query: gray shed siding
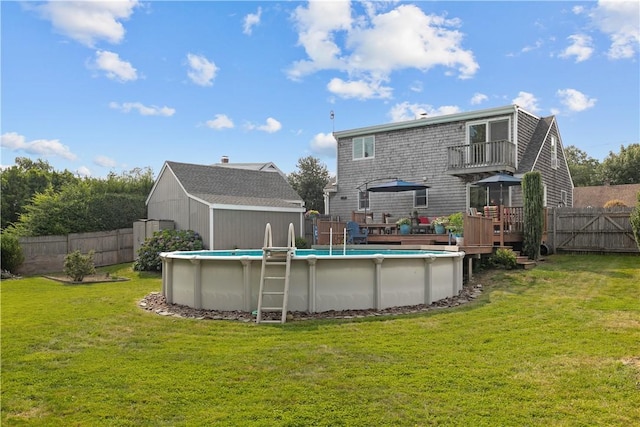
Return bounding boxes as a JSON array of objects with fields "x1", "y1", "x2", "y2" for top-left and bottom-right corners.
[
  {"x1": 212, "y1": 210, "x2": 301, "y2": 249},
  {"x1": 147, "y1": 170, "x2": 190, "y2": 228},
  {"x1": 516, "y1": 111, "x2": 539, "y2": 167},
  {"x1": 146, "y1": 169, "x2": 213, "y2": 247}
]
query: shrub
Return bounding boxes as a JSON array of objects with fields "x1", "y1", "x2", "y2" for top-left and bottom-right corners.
[
  {"x1": 491, "y1": 248, "x2": 517, "y2": 269},
  {"x1": 295, "y1": 237, "x2": 309, "y2": 249},
  {"x1": 603, "y1": 199, "x2": 627, "y2": 208},
  {"x1": 631, "y1": 191, "x2": 640, "y2": 251},
  {"x1": 63, "y1": 250, "x2": 95, "y2": 282},
  {"x1": 134, "y1": 229, "x2": 204, "y2": 271},
  {"x1": 1, "y1": 231, "x2": 24, "y2": 273}
]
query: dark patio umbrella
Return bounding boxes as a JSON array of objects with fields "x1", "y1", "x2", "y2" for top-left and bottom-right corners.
[
  {"x1": 474, "y1": 173, "x2": 521, "y2": 205},
  {"x1": 366, "y1": 179, "x2": 429, "y2": 192}
]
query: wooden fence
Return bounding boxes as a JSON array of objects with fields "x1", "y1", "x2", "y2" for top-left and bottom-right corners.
[
  {"x1": 549, "y1": 207, "x2": 638, "y2": 254},
  {"x1": 17, "y1": 228, "x2": 134, "y2": 275}
]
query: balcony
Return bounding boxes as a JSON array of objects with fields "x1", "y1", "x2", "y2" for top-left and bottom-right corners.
[{"x1": 446, "y1": 140, "x2": 516, "y2": 177}]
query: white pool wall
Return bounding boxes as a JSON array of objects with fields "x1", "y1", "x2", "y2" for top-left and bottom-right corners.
[{"x1": 161, "y1": 250, "x2": 465, "y2": 313}]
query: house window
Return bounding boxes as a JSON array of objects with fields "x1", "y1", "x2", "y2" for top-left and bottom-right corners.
[
  {"x1": 550, "y1": 135, "x2": 558, "y2": 169},
  {"x1": 560, "y1": 190, "x2": 567, "y2": 207},
  {"x1": 358, "y1": 191, "x2": 369, "y2": 210},
  {"x1": 543, "y1": 184, "x2": 548, "y2": 207},
  {"x1": 414, "y1": 189, "x2": 428, "y2": 207},
  {"x1": 353, "y1": 136, "x2": 375, "y2": 160}
]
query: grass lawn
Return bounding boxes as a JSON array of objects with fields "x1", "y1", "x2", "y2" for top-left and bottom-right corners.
[{"x1": 2, "y1": 255, "x2": 639, "y2": 426}]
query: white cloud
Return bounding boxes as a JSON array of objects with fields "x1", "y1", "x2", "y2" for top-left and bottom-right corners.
[
  {"x1": 206, "y1": 114, "x2": 234, "y2": 130},
  {"x1": 409, "y1": 81, "x2": 423, "y2": 93},
  {"x1": 35, "y1": 0, "x2": 139, "y2": 47},
  {"x1": 243, "y1": 7, "x2": 262, "y2": 35},
  {"x1": 246, "y1": 117, "x2": 282, "y2": 133},
  {"x1": 590, "y1": 0, "x2": 640, "y2": 59},
  {"x1": 327, "y1": 77, "x2": 392, "y2": 99},
  {"x1": 94, "y1": 155, "x2": 117, "y2": 168},
  {"x1": 388, "y1": 102, "x2": 460, "y2": 122},
  {"x1": 1, "y1": 132, "x2": 77, "y2": 160},
  {"x1": 512, "y1": 91, "x2": 540, "y2": 113},
  {"x1": 572, "y1": 6, "x2": 585, "y2": 15},
  {"x1": 186, "y1": 53, "x2": 218, "y2": 86},
  {"x1": 309, "y1": 132, "x2": 337, "y2": 157},
  {"x1": 109, "y1": 102, "x2": 175, "y2": 116},
  {"x1": 556, "y1": 88, "x2": 597, "y2": 112},
  {"x1": 76, "y1": 166, "x2": 92, "y2": 177},
  {"x1": 470, "y1": 93, "x2": 488, "y2": 105},
  {"x1": 288, "y1": 3, "x2": 478, "y2": 99},
  {"x1": 559, "y1": 34, "x2": 594, "y2": 62},
  {"x1": 92, "y1": 50, "x2": 138, "y2": 82}
]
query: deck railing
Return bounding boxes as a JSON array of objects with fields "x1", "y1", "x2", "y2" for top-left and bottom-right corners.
[
  {"x1": 447, "y1": 140, "x2": 516, "y2": 171},
  {"x1": 464, "y1": 206, "x2": 548, "y2": 247}
]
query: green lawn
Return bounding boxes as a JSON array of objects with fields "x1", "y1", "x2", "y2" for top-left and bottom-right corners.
[{"x1": 2, "y1": 255, "x2": 639, "y2": 426}]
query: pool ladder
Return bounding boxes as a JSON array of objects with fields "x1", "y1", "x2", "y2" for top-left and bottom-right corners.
[{"x1": 256, "y1": 223, "x2": 296, "y2": 324}]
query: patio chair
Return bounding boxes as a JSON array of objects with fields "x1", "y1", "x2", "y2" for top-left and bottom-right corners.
[{"x1": 346, "y1": 221, "x2": 368, "y2": 244}]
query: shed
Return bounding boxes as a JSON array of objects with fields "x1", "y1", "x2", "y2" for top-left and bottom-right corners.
[{"x1": 146, "y1": 161, "x2": 305, "y2": 249}]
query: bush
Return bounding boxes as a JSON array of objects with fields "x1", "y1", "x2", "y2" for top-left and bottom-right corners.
[
  {"x1": 63, "y1": 250, "x2": 95, "y2": 282},
  {"x1": 631, "y1": 192, "x2": 640, "y2": 251},
  {"x1": 295, "y1": 237, "x2": 309, "y2": 249},
  {"x1": 603, "y1": 199, "x2": 627, "y2": 208},
  {"x1": 134, "y1": 229, "x2": 204, "y2": 271},
  {"x1": 1, "y1": 232, "x2": 24, "y2": 273},
  {"x1": 491, "y1": 248, "x2": 517, "y2": 269}
]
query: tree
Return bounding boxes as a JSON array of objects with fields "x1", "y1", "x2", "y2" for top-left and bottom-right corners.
[
  {"x1": 0, "y1": 157, "x2": 77, "y2": 229},
  {"x1": 288, "y1": 156, "x2": 330, "y2": 213},
  {"x1": 564, "y1": 145, "x2": 602, "y2": 187},
  {"x1": 599, "y1": 143, "x2": 640, "y2": 185},
  {"x1": 522, "y1": 171, "x2": 544, "y2": 260}
]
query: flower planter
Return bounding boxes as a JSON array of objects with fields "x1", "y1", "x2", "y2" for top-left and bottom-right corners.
[
  {"x1": 399, "y1": 224, "x2": 411, "y2": 235},
  {"x1": 434, "y1": 224, "x2": 446, "y2": 234}
]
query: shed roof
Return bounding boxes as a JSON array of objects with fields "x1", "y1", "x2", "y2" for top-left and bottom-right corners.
[
  {"x1": 161, "y1": 161, "x2": 303, "y2": 209},
  {"x1": 573, "y1": 183, "x2": 640, "y2": 208}
]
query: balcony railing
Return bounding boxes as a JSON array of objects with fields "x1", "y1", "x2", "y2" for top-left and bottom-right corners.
[{"x1": 446, "y1": 140, "x2": 516, "y2": 175}]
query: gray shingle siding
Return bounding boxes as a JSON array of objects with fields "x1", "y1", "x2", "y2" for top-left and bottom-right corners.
[{"x1": 329, "y1": 105, "x2": 574, "y2": 219}]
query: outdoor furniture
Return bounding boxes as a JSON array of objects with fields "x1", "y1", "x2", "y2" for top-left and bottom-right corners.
[
  {"x1": 363, "y1": 223, "x2": 397, "y2": 235},
  {"x1": 346, "y1": 221, "x2": 368, "y2": 244},
  {"x1": 411, "y1": 216, "x2": 432, "y2": 234}
]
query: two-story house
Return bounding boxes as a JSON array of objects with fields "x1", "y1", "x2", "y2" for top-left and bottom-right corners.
[{"x1": 326, "y1": 104, "x2": 573, "y2": 222}]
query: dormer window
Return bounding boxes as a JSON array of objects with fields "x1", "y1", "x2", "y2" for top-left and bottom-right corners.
[{"x1": 353, "y1": 136, "x2": 375, "y2": 160}]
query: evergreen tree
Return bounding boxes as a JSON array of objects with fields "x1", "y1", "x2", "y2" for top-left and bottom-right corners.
[
  {"x1": 522, "y1": 171, "x2": 544, "y2": 260},
  {"x1": 288, "y1": 156, "x2": 330, "y2": 213}
]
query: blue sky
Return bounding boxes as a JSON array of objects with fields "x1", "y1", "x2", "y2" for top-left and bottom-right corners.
[{"x1": 1, "y1": 1, "x2": 639, "y2": 178}]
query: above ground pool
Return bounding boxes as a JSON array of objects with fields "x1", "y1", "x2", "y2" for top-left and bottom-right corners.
[{"x1": 160, "y1": 247, "x2": 464, "y2": 314}]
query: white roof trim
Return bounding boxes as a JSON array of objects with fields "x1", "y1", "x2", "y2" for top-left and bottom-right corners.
[
  {"x1": 210, "y1": 203, "x2": 305, "y2": 213},
  {"x1": 334, "y1": 105, "x2": 520, "y2": 138}
]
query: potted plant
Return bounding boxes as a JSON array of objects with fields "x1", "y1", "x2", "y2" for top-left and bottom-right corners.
[
  {"x1": 396, "y1": 218, "x2": 412, "y2": 235},
  {"x1": 432, "y1": 216, "x2": 448, "y2": 234},
  {"x1": 447, "y1": 212, "x2": 464, "y2": 245}
]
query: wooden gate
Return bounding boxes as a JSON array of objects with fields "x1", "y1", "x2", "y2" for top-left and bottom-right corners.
[{"x1": 551, "y1": 207, "x2": 638, "y2": 253}]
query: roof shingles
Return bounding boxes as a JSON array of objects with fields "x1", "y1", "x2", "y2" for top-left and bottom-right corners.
[{"x1": 166, "y1": 161, "x2": 303, "y2": 208}]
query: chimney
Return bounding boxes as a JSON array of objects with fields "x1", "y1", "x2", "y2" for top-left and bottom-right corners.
[{"x1": 221, "y1": 155, "x2": 229, "y2": 164}]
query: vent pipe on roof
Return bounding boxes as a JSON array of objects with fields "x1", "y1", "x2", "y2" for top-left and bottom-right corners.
[{"x1": 221, "y1": 156, "x2": 229, "y2": 163}]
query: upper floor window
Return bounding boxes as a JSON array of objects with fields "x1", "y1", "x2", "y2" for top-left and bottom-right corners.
[
  {"x1": 467, "y1": 118, "x2": 510, "y2": 144},
  {"x1": 414, "y1": 189, "x2": 428, "y2": 207},
  {"x1": 353, "y1": 136, "x2": 375, "y2": 160},
  {"x1": 550, "y1": 135, "x2": 558, "y2": 169}
]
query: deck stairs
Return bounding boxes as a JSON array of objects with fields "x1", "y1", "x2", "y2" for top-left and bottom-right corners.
[
  {"x1": 256, "y1": 223, "x2": 296, "y2": 324},
  {"x1": 499, "y1": 246, "x2": 537, "y2": 269}
]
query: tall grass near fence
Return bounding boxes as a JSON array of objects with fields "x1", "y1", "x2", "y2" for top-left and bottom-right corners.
[{"x1": 2, "y1": 256, "x2": 639, "y2": 426}]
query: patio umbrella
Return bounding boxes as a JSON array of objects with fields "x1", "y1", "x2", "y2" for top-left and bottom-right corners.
[
  {"x1": 474, "y1": 173, "x2": 521, "y2": 205},
  {"x1": 366, "y1": 179, "x2": 429, "y2": 192}
]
